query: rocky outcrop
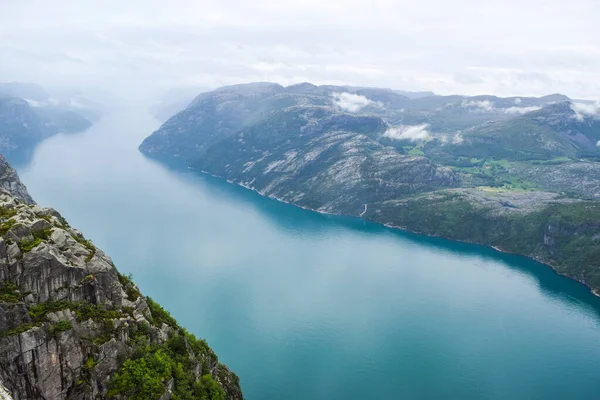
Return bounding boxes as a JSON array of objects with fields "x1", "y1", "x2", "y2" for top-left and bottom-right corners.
[
  {"x1": 0, "y1": 176, "x2": 242, "y2": 398},
  {"x1": 0, "y1": 156, "x2": 33, "y2": 205}
]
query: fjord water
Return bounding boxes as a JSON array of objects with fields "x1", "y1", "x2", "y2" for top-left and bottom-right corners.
[{"x1": 16, "y1": 108, "x2": 600, "y2": 399}]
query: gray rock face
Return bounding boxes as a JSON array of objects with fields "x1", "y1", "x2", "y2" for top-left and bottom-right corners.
[
  {"x1": 0, "y1": 167, "x2": 242, "y2": 399},
  {"x1": 0, "y1": 156, "x2": 33, "y2": 204}
]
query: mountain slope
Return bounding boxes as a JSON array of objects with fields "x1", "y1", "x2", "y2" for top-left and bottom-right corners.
[
  {"x1": 0, "y1": 160, "x2": 242, "y2": 399},
  {"x1": 140, "y1": 82, "x2": 600, "y2": 294},
  {"x1": 0, "y1": 86, "x2": 93, "y2": 164}
]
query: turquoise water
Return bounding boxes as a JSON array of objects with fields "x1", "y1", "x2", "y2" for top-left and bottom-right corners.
[{"x1": 15, "y1": 108, "x2": 600, "y2": 399}]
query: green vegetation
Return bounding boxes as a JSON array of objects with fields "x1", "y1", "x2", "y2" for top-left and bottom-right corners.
[
  {"x1": 0, "y1": 322, "x2": 40, "y2": 337},
  {"x1": 84, "y1": 356, "x2": 99, "y2": 370},
  {"x1": 108, "y1": 334, "x2": 225, "y2": 400},
  {"x1": 49, "y1": 320, "x2": 72, "y2": 336},
  {"x1": 0, "y1": 281, "x2": 21, "y2": 303},
  {"x1": 0, "y1": 218, "x2": 16, "y2": 235},
  {"x1": 56, "y1": 214, "x2": 70, "y2": 228},
  {"x1": 19, "y1": 237, "x2": 42, "y2": 253},
  {"x1": 0, "y1": 205, "x2": 17, "y2": 219},
  {"x1": 28, "y1": 300, "x2": 124, "y2": 324},
  {"x1": 110, "y1": 298, "x2": 226, "y2": 400},
  {"x1": 118, "y1": 272, "x2": 141, "y2": 301},
  {"x1": 28, "y1": 300, "x2": 72, "y2": 322},
  {"x1": 74, "y1": 302, "x2": 123, "y2": 323},
  {"x1": 32, "y1": 226, "x2": 53, "y2": 240},
  {"x1": 146, "y1": 297, "x2": 177, "y2": 328}
]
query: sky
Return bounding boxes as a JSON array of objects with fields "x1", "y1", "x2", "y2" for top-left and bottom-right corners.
[{"x1": 1, "y1": 0, "x2": 599, "y2": 100}]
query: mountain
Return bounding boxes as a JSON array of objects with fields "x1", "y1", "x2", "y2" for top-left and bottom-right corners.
[
  {"x1": 0, "y1": 156, "x2": 242, "y2": 399},
  {"x1": 0, "y1": 83, "x2": 104, "y2": 122},
  {"x1": 140, "y1": 82, "x2": 600, "y2": 294},
  {"x1": 0, "y1": 86, "x2": 92, "y2": 164},
  {"x1": 150, "y1": 86, "x2": 211, "y2": 123},
  {"x1": 392, "y1": 89, "x2": 436, "y2": 99}
]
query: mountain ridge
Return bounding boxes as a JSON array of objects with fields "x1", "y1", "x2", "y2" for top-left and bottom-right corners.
[{"x1": 140, "y1": 82, "x2": 600, "y2": 294}]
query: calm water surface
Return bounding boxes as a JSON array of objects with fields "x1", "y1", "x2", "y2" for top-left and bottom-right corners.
[{"x1": 15, "y1": 108, "x2": 600, "y2": 399}]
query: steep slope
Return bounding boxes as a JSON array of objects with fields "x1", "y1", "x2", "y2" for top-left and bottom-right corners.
[
  {"x1": 0, "y1": 162, "x2": 242, "y2": 399},
  {"x1": 139, "y1": 82, "x2": 600, "y2": 294}
]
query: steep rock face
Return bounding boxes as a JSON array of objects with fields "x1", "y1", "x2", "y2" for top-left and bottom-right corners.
[
  {"x1": 0, "y1": 155, "x2": 33, "y2": 205},
  {"x1": 0, "y1": 176, "x2": 242, "y2": 398}
]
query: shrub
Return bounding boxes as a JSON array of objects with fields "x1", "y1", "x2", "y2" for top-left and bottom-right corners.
[
  {"x1": 74, "y1": 303, "x2": 123, "y2": 323},
  {"x1": 146, "y1": 297, "x2": 177, "y2": 328},
  {"x1": 0, "y1": 281, "x2": 21, "y2": 303},
  {"x1": 0, "y1": 218, "x2": 16, "y2": 235},
  {"x1": 28, "y1": 300, "x2": 72, "y2": 322},
  {"x1": 32, "y1": 227, "x2": 53, "y2": 241},
  {"x1": 117, "y1": 272, "x2": 141, "y2": 301},
  {"x1": 19, "y1": 237, "x2": 42, "y2": 253},
  {"x1": 49, "y1": 320, "x2": 72, "y2": 336}
]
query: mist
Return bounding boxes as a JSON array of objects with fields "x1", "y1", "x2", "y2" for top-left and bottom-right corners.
[{"x1": 1, "y1": 0, "x2": 600, "y2": 103}]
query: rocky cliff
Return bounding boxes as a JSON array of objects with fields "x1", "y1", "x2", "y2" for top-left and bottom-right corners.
[{"x1": 0, "y1": 164, "x2": 242, "y2": 399}]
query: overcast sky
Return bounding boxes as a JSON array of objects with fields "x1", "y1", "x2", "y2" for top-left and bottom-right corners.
[{"x1": 1, "y1": 0, "x2": 599, "y2": 100}]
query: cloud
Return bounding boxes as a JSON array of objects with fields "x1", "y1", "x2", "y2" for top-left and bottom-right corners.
[
  {"x1": 1, "y1": 1, "x2": 600, "y2": 100},
  {"x1": 514, "y1": 98, "x2": 522, "y2": 104},
  {"x1": 439, "y1": 131, "x2": 464, "y2": 145},
  {"x1": 451, "y1": 132, "x2": 464, "y2": 144},
  {"x1": 384, "y1": 124, "x2": 430, "y2": 142},
  {"x1": 597, "y1": 140, "x2": 600, "y2": 147},
  {"x1": 462, "y1": 99, "x2": 494, "y2": 112},
  {"x1": 332, "y1": 92, "x2": 376, "y2": 112},
  {"x1": 504, "y1": 105, "x2": 541, "y2": 114},
  {"x1": 571, "y1": 101, "x2": 600, "y2": 121}
]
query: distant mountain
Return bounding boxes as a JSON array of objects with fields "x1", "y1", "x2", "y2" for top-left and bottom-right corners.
[
  {"x1": 0, "y1": 84, "x2": 93, "y2": 164},
  {"x1": 393, "y1": 89, "x2": 436, "y2": 99},
  {"x1": 0, "y1": 82, "x2": 49, "y2": 102},
  {"x1": 140, "y1": 82, "x2": 600, "y2": 295},
  {"x1": 150, "y1": 86, "x2": 211, "y2": 123},
  {"x1": 0, "y1": 82, "x2": 104, "y2": 122}
]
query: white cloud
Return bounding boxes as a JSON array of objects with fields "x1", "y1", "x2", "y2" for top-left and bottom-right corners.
[
  {"x1": 439, "y1": 131, "x2": 464, "y2": 145},
  {"x1": 597, "y1": 140, "x2": 600, "y2": 147},
  {"x1": 571, "y1": 102, "x2": 600, "y2": 121},
  {"x1": 514, "y1": 98, "x2": 522, "y2": 104},
  {"x1": 462, "y1": 99, "x2": 495, "y2": 112},
  {"x1": 0, "y1": 1, "x2": 600, "y2": 100},
  {"x1": 504, "y1": 105, "x2": 541, "y2": 114},
  {"x1": 384, "y1": 124, "x2": 430, "y2": 142},
  {"x1": 332, "y1": 92, "x2": 376, "y2": 112},
  {"x1": 452, "y1": 132, "x2": 464, "y2": 144}
]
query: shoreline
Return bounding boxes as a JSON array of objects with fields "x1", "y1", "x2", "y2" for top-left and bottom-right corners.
[{"x1": 188, "y1": 165, "x2": 600, "y2": 299}]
